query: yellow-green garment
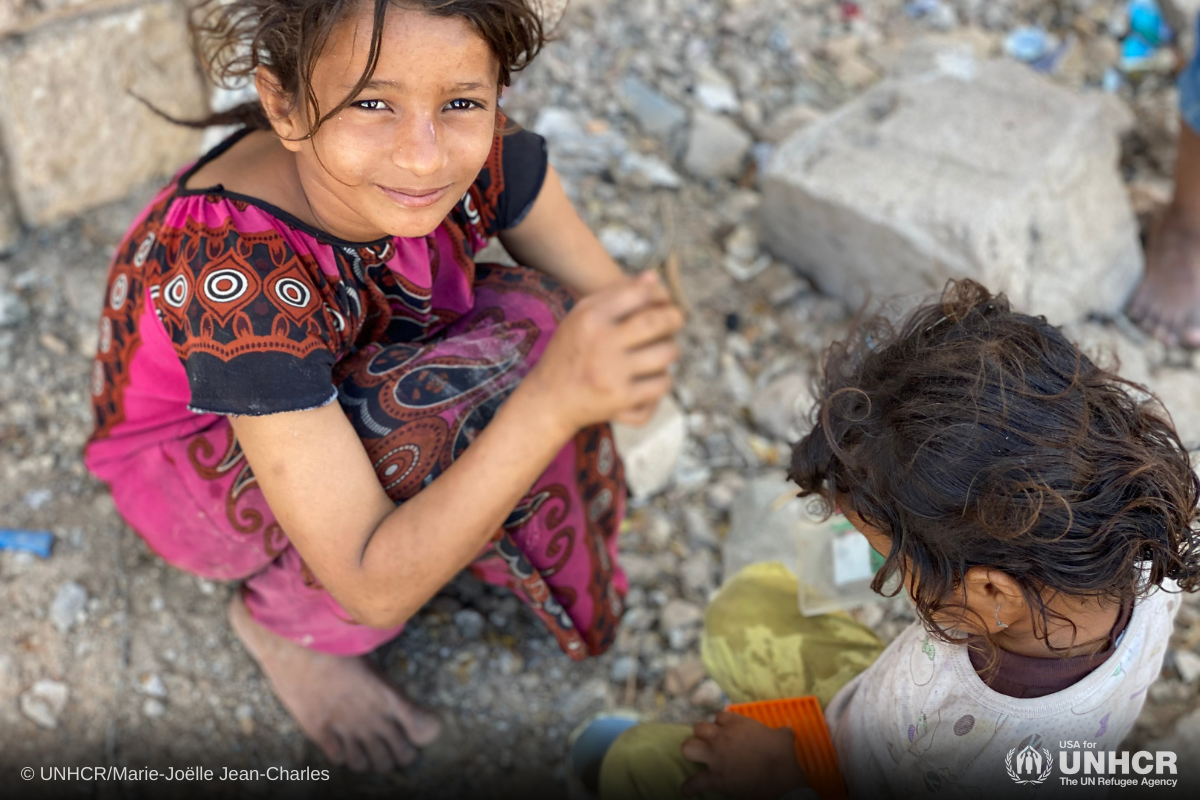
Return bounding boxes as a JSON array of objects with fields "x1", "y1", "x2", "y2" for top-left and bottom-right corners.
[{"x1": 599, "y1": 562, "x2": 885, "y2": 800}]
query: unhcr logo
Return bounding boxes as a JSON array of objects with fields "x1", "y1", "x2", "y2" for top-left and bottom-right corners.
[{"x1": 1006, "y1": 734, "x2": 1054, "y2": 786}]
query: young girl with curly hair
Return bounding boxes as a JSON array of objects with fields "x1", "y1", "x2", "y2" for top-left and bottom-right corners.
[
  {"x1": 602, "y1": 281, "x2": 1199, "y2": 800},
  {"x1": 86, "y1": 0, "x2": 682, "y2": 773}
]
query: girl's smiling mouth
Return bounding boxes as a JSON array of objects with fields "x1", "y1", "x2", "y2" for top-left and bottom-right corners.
[{"x1": 378, "y1": 184, "x2": 451, "y2": 209}]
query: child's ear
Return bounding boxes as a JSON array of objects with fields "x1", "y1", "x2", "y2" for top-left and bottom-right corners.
[
  {"x1": 962, "y1": 567, "x2": 1025, "y2": 633},
  {"x1": 255, "y1": 67, "x2": 307, "y2": 151}
]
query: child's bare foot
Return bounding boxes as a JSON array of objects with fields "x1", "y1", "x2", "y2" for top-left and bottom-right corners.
[
  {"x1": 1129, "y1": 204, "x2": 1200, "y2": 347},
  {"x1": 228, "y1": 593, "x2": 442, "y2": 773}
]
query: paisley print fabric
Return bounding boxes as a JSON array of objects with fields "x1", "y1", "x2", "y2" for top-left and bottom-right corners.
[{"x1": 85, "y1": 126, "x2": 626, "y2": 658}]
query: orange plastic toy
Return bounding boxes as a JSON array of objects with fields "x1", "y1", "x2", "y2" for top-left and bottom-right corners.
[{"x1": 726, "y1": 696, "x2": 847, "y2": 799}]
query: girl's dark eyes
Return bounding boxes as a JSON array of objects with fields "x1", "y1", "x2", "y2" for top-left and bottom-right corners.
[{"x1": 351, "y1": 99, "x2": 482, "y2": 112}]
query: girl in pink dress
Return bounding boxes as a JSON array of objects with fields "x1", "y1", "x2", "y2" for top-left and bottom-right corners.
[{"x1": 86, "y1": 0, "x2": 682, "y2": 773}]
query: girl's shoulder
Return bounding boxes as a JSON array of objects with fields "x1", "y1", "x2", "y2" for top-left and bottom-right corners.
[{"x1": 158, "y1": 129, "x2": 387, "y2": 254}]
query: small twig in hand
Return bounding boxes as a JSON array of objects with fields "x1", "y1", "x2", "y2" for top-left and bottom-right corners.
[
  {"x1": 661, "y1": 250, "x2": 692, "y2": 319},
  {"x1": 623, "y1": 634, "x2": 640, "y2": 708},
  {"x1": 652, "y1": 195, "x2": 691, "y2": 317}
]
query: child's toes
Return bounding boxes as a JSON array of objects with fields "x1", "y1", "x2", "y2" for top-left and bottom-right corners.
[
  {"x1": 389, "y1": 698, "x2": 442, "y2": 747},
  {"x1": 364, "y1": 735, "x2": 397, "y2": 773},
  {"x1": 317, "y1": 730, "x2": 346, "y2": 766},
  {"x1": 383, "y1": 721, "x2": 419, "y2": 766},
  {"x1": 342, "y1": 736, "x2": 371, "y2": 772}
]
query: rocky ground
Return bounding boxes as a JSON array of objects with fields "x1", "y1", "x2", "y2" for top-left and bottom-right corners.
[{"x1": 3, "y1": 0, "x2": 1200, "y2": 797}]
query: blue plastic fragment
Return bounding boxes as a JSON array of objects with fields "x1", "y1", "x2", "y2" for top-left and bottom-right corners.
[
  {"x1": 1122, "y1": 34, "x2": 1156, "y2": 61},
  {"x1": 1118, "y1": 0, "x2": 1176, "y2": 72},
  {"x1": 0, "y1": 529, "x2": 54, "y2": 559},
  {"x1": 904, "y1": 0, "x2": 941, "y2": 17},
  {"x1": 1005, "y1": 26, "x2": 1053, "y2": 63},
  {"x1": 1128, "y1": 0, "x2": 1173, "y2": 47},
  {"x1": 1103, "y1": 67, "x2": 1124, "y2": 93}
]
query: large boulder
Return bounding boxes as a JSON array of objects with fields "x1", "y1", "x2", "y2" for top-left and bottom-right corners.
[
  {"x1": 0, "y1": 2, "x2": 207, "y2": 226},
  {"x1": 760, "y1": 57, "x2": 1142, "y2": 325}
]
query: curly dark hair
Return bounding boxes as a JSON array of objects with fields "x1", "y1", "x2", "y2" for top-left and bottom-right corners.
[
  {"x1": 789, "y1": 280, "x2": 1200, "y2": 657},
  {"x1": 184, "y1": 0, "x2": 549, "y2": 134}
]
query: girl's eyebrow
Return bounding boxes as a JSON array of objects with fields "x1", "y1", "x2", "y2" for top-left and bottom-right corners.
[{"x1": 358, "y1": 78, "x2": 491, "y2": 92}]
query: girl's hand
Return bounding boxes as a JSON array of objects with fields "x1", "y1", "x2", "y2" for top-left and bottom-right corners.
[
  {"x1": 680, "y1": 712, "x2": 809, "y2": 800},
  {"x1": 524, "y1": 271, "x2": 683, "y2": 436}
]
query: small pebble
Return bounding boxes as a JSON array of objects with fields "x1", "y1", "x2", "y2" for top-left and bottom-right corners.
[
  {"x1": 19, "y1": 680, "x2": 69, "y2": 730},
  {"x1": 455, "y1": 609, "x2": 486, "y2": 640},
  {"x1": 643, "y1": 509, "x2": 673, "y2": 550},
  {"x1": 610, "y1": 656, "x2": 638, "y2": 684},
  {"x1": 138, "y1": 673, "x2": 168, "y2": 699},
  {"x1": 50, "y1": 581, "x2": 88, "y2": 634},
  {"x1": 23, "y1": 488, "x2": 52, "y2": 509},
  {"x1": 1175, "y1": 649, "x2": 1200, "y2": 684},
  {"x1": 690, "y1": 679, "x2": 725, "y2": 710},
  {"x1": 659, "y1": 599, "x2": 704, "y2": 633},
  {"x1": 683, "y1": 508, "x2": 718, "y2": 547},
  {"x1": 235, "y1": 703, "x2": 255, "y2": 735},
  {"x1": 665, "y1": 658, "x2": 707, "y2": 697}
]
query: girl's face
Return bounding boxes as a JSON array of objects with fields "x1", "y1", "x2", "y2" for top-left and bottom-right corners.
[{"x1": 271, "y1": 4, "x2": 500, "y2": 241}]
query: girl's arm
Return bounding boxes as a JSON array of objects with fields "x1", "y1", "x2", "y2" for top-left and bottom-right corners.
[
  {"x1": 498, "y1": 165, "x2": 626, "y2": 296},
  {"x1": 228, "y1": 275, "x2": 682, "y2": 629}
]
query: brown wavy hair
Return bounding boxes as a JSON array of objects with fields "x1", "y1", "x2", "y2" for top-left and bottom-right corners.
[
  {"x1": 789, "y1": 280, "x2": 1200, "y2": 657},
  {"x1": 184, "y1": 0, "x2": 549, "y2": 134}
]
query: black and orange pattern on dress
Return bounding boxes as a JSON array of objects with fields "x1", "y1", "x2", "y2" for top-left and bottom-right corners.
[{"x1": 85, "y1": 123, "x2": 628, "y2": 658}]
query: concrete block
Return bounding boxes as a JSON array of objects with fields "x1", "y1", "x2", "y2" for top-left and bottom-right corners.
[
  {"x1": 761, "y1": 58, "x2": 1142, "y2": 325},
  {"x1": 611, "y1": 394, "x2": 686, "y2": 498},
  {"x1": 0, "y1": 2, "x2": 207, "y2": 225}
]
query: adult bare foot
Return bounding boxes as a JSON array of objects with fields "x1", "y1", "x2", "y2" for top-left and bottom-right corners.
[
  {"x1": 1129, "y1": 204, "x2": 1200, "y2": 347},
  {"x1": 228, "y1": 592, "x2": 442, "y2": 773}
]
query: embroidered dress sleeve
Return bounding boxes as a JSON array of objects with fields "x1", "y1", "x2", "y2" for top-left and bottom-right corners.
[
  {"x1": 464, "y1": 119, "x2": 548, "y2": 238},
  {"x1": 156, "y1": 211, "x2": 339, "y2": 416}
]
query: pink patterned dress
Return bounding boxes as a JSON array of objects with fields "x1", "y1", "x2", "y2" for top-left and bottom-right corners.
[{"x1": 85, "y1": 125, "x2": 628, "y2": 658}]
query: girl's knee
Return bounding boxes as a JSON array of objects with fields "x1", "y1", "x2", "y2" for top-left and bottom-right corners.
[{"x1": 600, "y1": 724, "x2": 696, "y2": 800}]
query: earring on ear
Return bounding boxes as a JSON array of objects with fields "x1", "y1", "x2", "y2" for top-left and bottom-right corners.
[{"x1": 993, "y1": 604, "x2": 1009, "y2": 629}]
